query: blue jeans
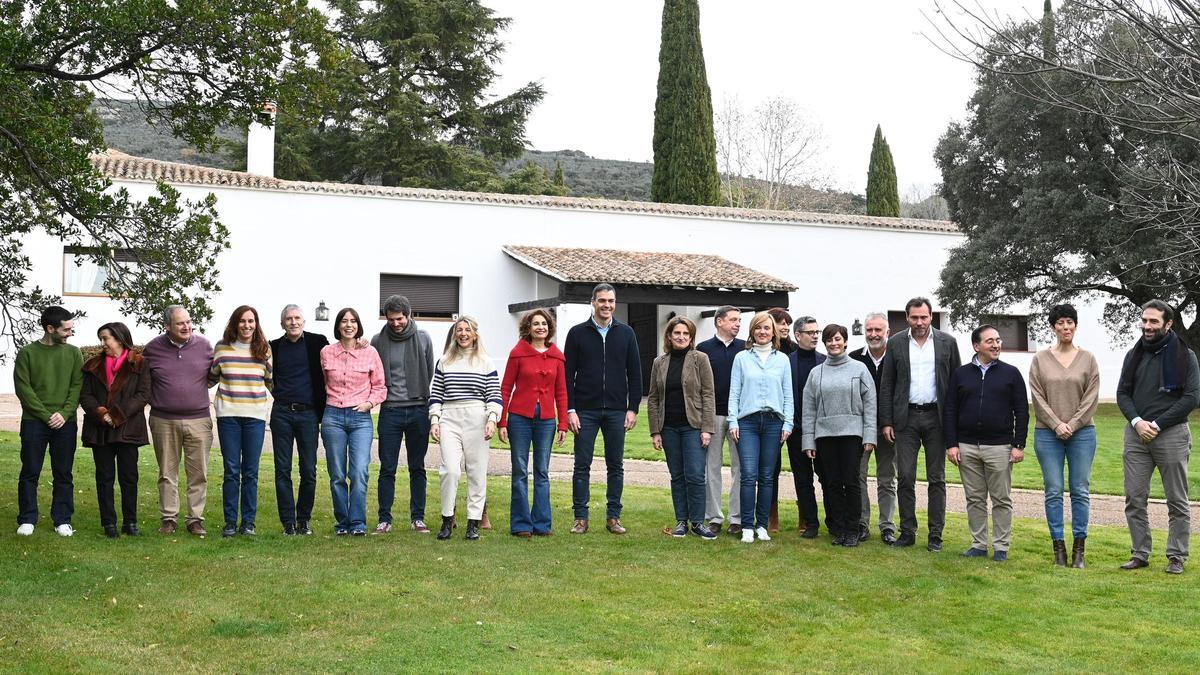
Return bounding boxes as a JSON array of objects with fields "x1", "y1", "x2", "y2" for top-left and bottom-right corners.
[
  {"x1": 217, "y1": 417, "x2": 266, "y2": 527},
  {"x1": 270, "y1": 404, "x2": 320, "y2": 526},
  {"x1": 376, "y1": 404, "x2": 431, "y2": 523},
  {"x1": 1034, "y1": 425, "x2": 1097, "y2": 539},
  {"x1": 18, "y1": 419, "x2": 77, "y2": 526},
  {"x1": 660, "y1": 425, "x2": 706, "y2": 524},
  {"x1": 572, "y1": 408, "x2": 627, "y2": 520},
  {"x1": 322, "y1": 406, "x2": 374, "y2": 531},
  {"x1": 508, "y1": 407, "x2": 556, "y2": 534},
  {"x1": 736, "y1": 412, "x2": 783, "y2": 530}
]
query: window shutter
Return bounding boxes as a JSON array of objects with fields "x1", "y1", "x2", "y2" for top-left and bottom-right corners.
[{"x1": 379, "y1": 274, "x2": 460, "y2": 318}]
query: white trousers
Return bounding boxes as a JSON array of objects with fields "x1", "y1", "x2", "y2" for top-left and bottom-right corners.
[{"x1": 439, "y1": 403, "x2": 490, "y2": 520}]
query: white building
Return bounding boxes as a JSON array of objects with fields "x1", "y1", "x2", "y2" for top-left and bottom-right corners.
[{"x1": 5, "y1": 149, "x2": 1133, "y2": 398}]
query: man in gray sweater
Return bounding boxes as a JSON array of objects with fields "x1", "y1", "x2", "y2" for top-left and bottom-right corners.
[
  {"x1": 371, "y1": 295, "x2": 436, "y2": 534},
  {"x1": 1116, "y1": 299, "x2": 1199, "y2": 575}
]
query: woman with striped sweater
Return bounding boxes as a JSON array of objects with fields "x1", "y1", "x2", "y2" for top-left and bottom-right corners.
[
  {"x1": 430, "y1": 316, "x2": 502, "y2": 540},
  {"x1": 209, "y1": 305, "x2": 273, "y2": 538}
]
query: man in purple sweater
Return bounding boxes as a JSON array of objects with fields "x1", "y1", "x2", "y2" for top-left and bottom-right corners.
[{"x1": 142, "y1": 306, "x2": 214, "y2": 536}]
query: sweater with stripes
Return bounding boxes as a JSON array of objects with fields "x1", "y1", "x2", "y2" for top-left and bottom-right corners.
[
  {"x1": 429, "y1": 352, "x2": 503, "y2": 422},
  {"x1": 209, "y1": 341, "x2": 273, "y2": 421}
]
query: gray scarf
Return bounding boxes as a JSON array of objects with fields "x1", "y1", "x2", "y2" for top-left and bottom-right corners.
[{"x1": 371, "y1": 320, "x2": 432, "y2": 403}]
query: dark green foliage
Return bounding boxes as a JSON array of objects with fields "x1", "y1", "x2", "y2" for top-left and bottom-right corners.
[
  {"x1": 0, "y1": 0, "x2": 332, "y2": 360},
  {"x1": 651, "y1": 0, "x2": 720, "y2": 205},
  {"x1": 552, "y1": 161, "x2": 565, "y2": 188},
  {"x1": 865, "y1": 125, "x2": 899, "y2": 217}
]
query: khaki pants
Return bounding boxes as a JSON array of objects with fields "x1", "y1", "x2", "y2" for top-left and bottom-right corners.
[
  {"x1": 438, "y1": 403, "x2": 490, "y2": 520},
  {"x1": 705, "y1": 415, "x2": 740, "y2": 525},
  {"x1": 1124, "y1": 424, "x2": 1191, "y2": 561},
  {"x1": 149, "y1": 415, "x2": 213, "y2": 524},
  {"x1": 958, "y1": 443, "x2": 1013, "y2": 552}
]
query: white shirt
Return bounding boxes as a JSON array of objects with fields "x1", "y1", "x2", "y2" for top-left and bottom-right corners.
[
  {"x1": 860, "y1": 346, "x2": 885, "y2": 369},
  {"x1": 908, "y1": 334, "x2": 937, "y2": 404}
]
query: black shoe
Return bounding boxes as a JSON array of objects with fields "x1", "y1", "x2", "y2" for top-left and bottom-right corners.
[
  {"x1": 297, "y1": 521, "x2": 313, "y2": 536},
  {"x1": 121, "y1": 523, "x2": 140, "y2": 536},
  {"x1": 842, "y1": 533, "x2": 860, "y2": 548},
  {"x1": 1119, "y1": 557, "x2": 1149, "y2": 570},
  {"x1": 283, "y1": 522, "x2": 297, "y2": 536},
  {"x1": 222, "y1": 523, "x2": 237, "y2": 538},
  {"x1": 691, "y1": 522, "x2": 717, "y2": 541},
  {"x1": 466, "y1": 519, "x2": 481, "y2": 541},
  {"x1": 927, "y1": 536, "x2": 943, "y2": 552},
  {"x1": 1166, "y1": 556, "x2": 1185, "y2": 575},
  {"x1": 858, "y1": 525, "x2": 870, "y2": 543},
  {"x1": 893, "y1": 532, "x2": 916, "y2": 547},
  {"x1": 104, "y1": 525, "x2": 119, "y2": 539},
  {"x1": 239, "y1": 524, "x2": 256, "y2": 536},
  {"x1": 437, "y1": 516, "x2": 454, "y2": 540},
  {"x1": 831, "y1": 532, "x2": 846, "y2": 546},
  {"x1": 801, "y1": 525, "x2": 819, "y2": 539},
  {"x1": 881, "y1": 530, "x2": 897, "y2": 546}
]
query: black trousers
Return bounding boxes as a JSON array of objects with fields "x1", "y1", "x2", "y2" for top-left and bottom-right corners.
[
  {"x1": 817, "y1": 435, "x2": 864, "y2": 537},
  {"x1": 784, "y1": 436, "x2": 824, "y2": 528},
  {"x1": 18, "y1": 419, "x2": 76, "y2": 526},
  {"x1": 93, "y1": 443, "x2": 139, "y2": 527}
]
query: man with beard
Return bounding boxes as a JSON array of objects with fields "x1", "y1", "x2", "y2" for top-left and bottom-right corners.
[
  {"x1": 1116, "y1": 299, "x2": 1199, "y2": 575},
  {"x1": 851, "y1": 312, "x2": 897, "y2": 544}
]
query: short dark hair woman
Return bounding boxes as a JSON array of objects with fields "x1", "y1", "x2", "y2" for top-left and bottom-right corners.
[
  {"x1": 801, "y1": 324, "x2": 877, "y2": 547},
  {"x1": 80, "y1": 322, "x2": 151, "y2": 538},
  {"x1": 647, "y1": 316, "x2": 717, "y2": 540}
]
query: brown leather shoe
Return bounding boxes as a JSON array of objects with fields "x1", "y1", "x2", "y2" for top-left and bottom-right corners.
[
  {"x1": 570, "y1": 519, "x2": 588, "y2": 534},
  {"x1": 158, "y1": 520, "x2": 177, "y2": 535},
  {"x1": 708, "y1": 522, "x2": 722, "y2": 535},
  {"x1": 605, "y1": 518, "x2": 626, "y2": 534},
  {"x1": 1119, "y1": 557, "x2": 1149, "y2": 570},
  {"x1": 512, "y1": 531, "x2": 532, "y2": 538},
  {"x1": 480, "y1": 505, "x2": 492, "y2": 530},
  {"x1": 186, "y1": 521, "x2": 207, "y2": 537}
]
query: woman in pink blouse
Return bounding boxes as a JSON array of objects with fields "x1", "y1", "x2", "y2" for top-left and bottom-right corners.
[{"x1": 320, "y1": 307, "x2": 387, "y2": 535}]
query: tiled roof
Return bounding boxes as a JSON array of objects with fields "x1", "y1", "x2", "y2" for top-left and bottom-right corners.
[
  {"x1": 91, "y1": 150, "x2": 959, "y2": 234},
  {"x1": 502, "y1": 245, "x2": 797, "y2": 292}
]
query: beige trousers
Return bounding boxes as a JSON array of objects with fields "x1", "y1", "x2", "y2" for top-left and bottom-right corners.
[
  {"x1": 149, "y1": 415, "x2": 213, "y2": 524},
  {"x1": 958, "y1": 443, "x2": 1013, "y2": 552},
  {"x1": 438, "y1": 403, "x2": 490, "y2": 520}
]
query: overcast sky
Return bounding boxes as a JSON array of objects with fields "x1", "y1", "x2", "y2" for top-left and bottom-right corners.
[{"x1": 487, "y1": 0, "x2": 1044, "y2": 196}]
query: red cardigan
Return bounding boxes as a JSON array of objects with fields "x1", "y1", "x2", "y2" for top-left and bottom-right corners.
[{"x1": 499, "y1": 340, "x2": 569, "y2": 431}]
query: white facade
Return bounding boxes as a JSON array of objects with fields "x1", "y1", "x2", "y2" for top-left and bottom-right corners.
[{"x1": 6, "y1": 160, "x2": 1135, "y2": 399}]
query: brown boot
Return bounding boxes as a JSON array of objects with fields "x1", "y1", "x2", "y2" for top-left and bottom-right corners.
[
  {"x1": 768, "y1": 501, "x2": 780, "y2": 533},
  {"x1": 1053, "y1": 539, "x2": 1067, "y2": 567},
  {"x1": 1071, "y1": 536, "x2": 1086, "y2": 569},
  {"x1": 570, "y1": 519, "x2": 588, "y2": 534},
  {"x1": 480, "y1": 504, "x2": 492, "y2": 530},
  {"x1": 605, "y1": 517, "x2": 627, "y2": 534}
]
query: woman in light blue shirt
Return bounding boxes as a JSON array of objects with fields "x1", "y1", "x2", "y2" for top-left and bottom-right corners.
[{"x1": 728, "y1": 312, "x2": 793, "y2": 543}]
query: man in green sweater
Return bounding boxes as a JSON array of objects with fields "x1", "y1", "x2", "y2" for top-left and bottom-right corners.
[{"x1": 14, "y1": 306, "x2": 83, "y2": 537}]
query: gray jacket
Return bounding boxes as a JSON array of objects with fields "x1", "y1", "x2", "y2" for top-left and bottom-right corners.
[
  {"x1": 801, "y1": 355, "x2": 877, "y2": 450},
  {"x1": 878, "y1": 327, "x2": 961, "y2": 431}
]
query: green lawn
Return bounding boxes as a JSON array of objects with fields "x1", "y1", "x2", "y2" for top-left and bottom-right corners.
[
  {"x1": 1, "y1": 431, "x2": 1197, "y2": 672},
  {"x1": 492, "y1": 403, "x2": 1200, "y2": 499}
]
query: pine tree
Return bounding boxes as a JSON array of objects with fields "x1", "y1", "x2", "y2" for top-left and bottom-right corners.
[
  {"x1": 651, "y1": 0, "x2": 721, "y2": 205},
  {"x1": 553, "y1": 160, "x2": 565, "y2": 187},
  {"x1": 866, "y1": 125, "x2": 900, "y2": 217}
]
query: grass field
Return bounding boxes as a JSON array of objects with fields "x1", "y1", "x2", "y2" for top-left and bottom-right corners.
[
  {"x1": 1, "y1": 431, "x2": 1197, "y2": 672},
  {"x1": 492, "y1": 403, "x2": 1200, "y2": 499}
]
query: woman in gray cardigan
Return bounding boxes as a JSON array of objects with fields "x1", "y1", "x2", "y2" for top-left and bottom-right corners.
[
  {"x1": 648, "y1": 316, "x2": 717, "y2": 540},
  {"x1": 802, "y1": 324, "x2": 877, "y2": 546}
]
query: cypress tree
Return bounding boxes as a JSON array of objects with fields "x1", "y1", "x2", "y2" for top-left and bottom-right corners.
[
  {"x1": 553, "y1": 160, "x2": 565, "y2": 187},
  {"x1": 651, "y1": 0, "x2": 721, "y2": 205},
  {"x1": 866, "y1": 124, "x2": 900, "y2": 217}
]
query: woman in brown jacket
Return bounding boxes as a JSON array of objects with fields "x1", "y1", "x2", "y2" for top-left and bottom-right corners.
[
  {"x1": 648, "y1": 316, "x2": 717, "y2": 540},
  {"x1": 80, "y1": 322, "x2": 151, "y2": 538}
]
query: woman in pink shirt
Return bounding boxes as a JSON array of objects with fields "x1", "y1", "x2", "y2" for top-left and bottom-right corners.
[{"x1": 320, "y1": 307, "x2": 387, "y2": 535}]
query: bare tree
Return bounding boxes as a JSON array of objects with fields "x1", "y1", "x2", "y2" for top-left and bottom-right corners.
[
  {"x1": 714, "y1": 94, "x2": 756, "y2": 208},
  {"x1": 714, "y1": 94, "x2": 827, "y2": 210}
]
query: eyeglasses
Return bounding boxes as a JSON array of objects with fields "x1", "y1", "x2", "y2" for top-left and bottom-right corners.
[{"x1": 798, "y1": 330, "x2": 820, "y2": 337}]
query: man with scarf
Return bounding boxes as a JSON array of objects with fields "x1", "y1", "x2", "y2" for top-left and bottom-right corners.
[
  {"x1": 371, "y1": 295, "x2": 436, "y2": 534},
  {"x1": 1116, "y1": 299, "x2": 1199, "y2": 575}
]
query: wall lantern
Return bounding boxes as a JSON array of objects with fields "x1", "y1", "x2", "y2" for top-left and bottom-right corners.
[
  {"x1": 852, "y1": 318, "x2": 863, "y2": 336},
  {"x1": 315, "y1": 301, "x2": 330, "y2": 322}
]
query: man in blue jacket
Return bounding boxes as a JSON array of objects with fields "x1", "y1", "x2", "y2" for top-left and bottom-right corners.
[
  {"x1": 944, "y1": 324, "x2": 1028, "y2": 562},
  {"x1": 564, "y1": 283, "x2": 642, "y2": 535}
]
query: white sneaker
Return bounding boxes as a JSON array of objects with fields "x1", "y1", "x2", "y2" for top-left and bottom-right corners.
[
  {"x1": 755, "y1": 526, "x2": 771, "y2": 542},
  {"x1": 16, "y1": 523, "x2": 34, "y2": 536},
  {"x1": 54, "y1": 524, "x2": 74, "y2": 537},
  {"x1": 740, "y1": 528, "x2": 755, "y2": 544}
]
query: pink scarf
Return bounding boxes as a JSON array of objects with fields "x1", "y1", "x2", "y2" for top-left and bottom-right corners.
[{"x1": 105, "y1": 350, "x2": 128, "y2": 386}]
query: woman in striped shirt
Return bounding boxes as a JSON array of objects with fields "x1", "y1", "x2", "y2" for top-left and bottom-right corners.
[
  {"x1": 430, "y1": 316, "x2": 503, "y2": 540},
  {"x1": 209, "y1": 305, "x2": 273, "y2": 537}
]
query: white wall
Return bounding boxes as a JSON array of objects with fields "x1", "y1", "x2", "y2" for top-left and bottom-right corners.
[{"x1": 3, "y1": 179, "x2": 1136, "y2": 399}]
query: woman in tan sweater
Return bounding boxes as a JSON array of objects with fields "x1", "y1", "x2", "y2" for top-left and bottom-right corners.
[{"x1": 1028, "y1": 304, "x2": 1100, "y2": 568}]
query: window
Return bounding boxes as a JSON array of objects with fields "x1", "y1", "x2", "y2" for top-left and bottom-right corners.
[
  {"x1": 887, "y1": 310, "x2": 945, "y2": 335},
  {"x1": 983, "y1": 315, "x2": 1030, "y2": 352},
  {"x1": 379, "y1": 274, "x2": 460, "y2": 318},
  {"x1": 62, "y1": 246, "x2": 139, "y2": 296}
]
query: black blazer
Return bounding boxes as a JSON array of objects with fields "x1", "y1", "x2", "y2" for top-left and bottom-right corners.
[
  {"x1": 878, "y1": 327, "x2": 962, "y2": 431},
  {"x1": 270, "y1": 331, "x2": 329, "y2": 418}
]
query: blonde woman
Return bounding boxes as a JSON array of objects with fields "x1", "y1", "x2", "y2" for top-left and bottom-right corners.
[{"x1": 430, "y1": 316, "x2": 502, "y2": 540}]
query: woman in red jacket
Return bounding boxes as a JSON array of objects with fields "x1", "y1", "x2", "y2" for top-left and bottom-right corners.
[{"x1": 499, "y1": 309, "x2": 568, "y2": 537}]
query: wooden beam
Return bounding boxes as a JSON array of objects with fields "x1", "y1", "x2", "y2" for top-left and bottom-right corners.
[{"x1": 507, "y1": 297, "x2": 560, "y2": 313}]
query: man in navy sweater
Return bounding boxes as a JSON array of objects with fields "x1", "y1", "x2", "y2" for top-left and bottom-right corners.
[
  {"x1": 563, "y1": 283, "x2": 642, "y2": 534},
  {"x1": 944, "y1": 324, "x2": 1028, "y2": 562}
]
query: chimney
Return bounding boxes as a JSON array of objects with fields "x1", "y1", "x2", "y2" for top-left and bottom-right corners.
[{"x1": 246, "y1": 102, "x2": 277, "y2": 177}]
